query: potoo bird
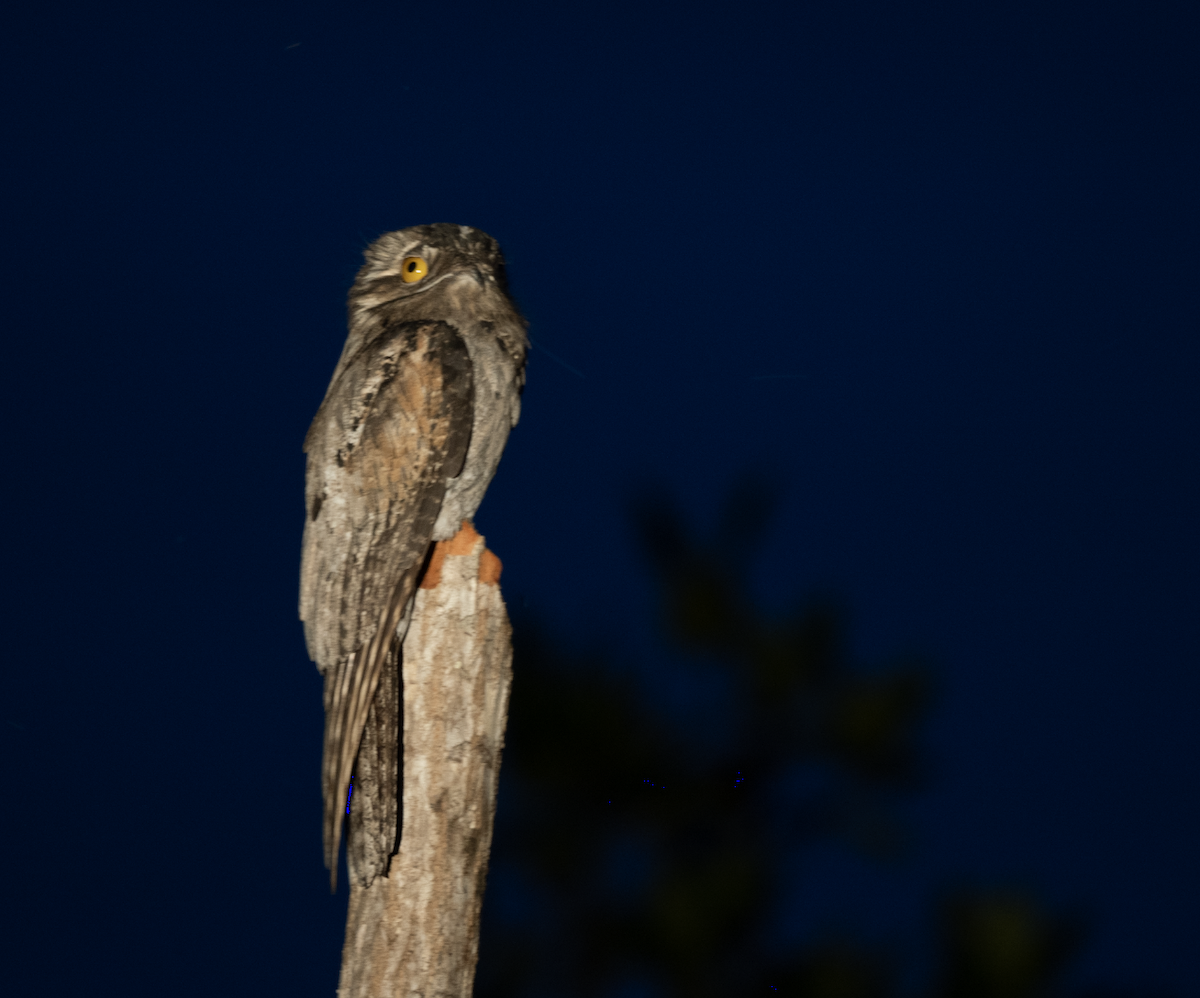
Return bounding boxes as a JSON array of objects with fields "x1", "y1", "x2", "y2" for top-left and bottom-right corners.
[{"x1": 299, "y1": 224, "x2": 527, "y2": 890}]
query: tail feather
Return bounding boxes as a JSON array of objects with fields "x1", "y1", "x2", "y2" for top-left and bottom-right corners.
[{"x1": 321, "y1": 577, "x2": 416, "y2": 891}]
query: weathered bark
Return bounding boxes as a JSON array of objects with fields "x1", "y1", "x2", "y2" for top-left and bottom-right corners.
[{"x1": 338, "y1": 523, "x2": 512, "y2": 998}]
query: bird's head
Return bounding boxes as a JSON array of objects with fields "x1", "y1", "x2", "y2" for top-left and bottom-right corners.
[
  {"x1": 350, "y1": 223, "x2": 514, "y2": 313},
  {"x1": 331, "y1": 223, "x2": 527, "y2": 381}
]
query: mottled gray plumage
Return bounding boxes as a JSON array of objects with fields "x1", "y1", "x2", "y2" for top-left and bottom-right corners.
[{"x1": 300, "y1": 224, "x2": 527, "y2": 889}]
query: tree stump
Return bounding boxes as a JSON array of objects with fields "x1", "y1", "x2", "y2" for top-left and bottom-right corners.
[{"x1": 338, "y1": 523, "x2": 512, "y2": 998}]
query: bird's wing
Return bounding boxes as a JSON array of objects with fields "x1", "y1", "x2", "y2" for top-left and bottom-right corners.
[{"x1": 300, "y1": 319, "x2": 473, "y2": 885}]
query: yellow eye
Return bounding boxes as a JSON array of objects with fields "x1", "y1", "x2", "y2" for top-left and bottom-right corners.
[{"x1": 400, "y1": 256, "x2": 429, "y2": 283}]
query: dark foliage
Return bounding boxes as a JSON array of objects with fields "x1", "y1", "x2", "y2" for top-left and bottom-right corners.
[{"x1": 476, "y1": 483, "x2": 1151, "y2": 998}]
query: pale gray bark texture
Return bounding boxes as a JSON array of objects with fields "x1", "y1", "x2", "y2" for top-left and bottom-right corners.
[{"x1": 338, "y1": 524, "x2": 512, "y2": 998}]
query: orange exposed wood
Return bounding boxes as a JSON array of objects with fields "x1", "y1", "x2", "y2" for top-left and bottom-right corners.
[
  {"x1": 420, "y1": 521, "x2": 483, "y2": 589},
  {"x1": 478, "y1": 549, "x2": 502, "y2": 585},
  {"x1": 446, "y1": 520, "x2": 481, "y2": 554}
]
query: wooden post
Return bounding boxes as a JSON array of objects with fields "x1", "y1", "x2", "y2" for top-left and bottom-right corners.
[{"x1": 337, "y1": 523, "x2": 512, "y2": 997}]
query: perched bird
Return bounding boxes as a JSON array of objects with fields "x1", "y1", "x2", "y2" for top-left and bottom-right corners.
[{"x1": 300, "y1": 224, "x2": 527, "y2": 889}]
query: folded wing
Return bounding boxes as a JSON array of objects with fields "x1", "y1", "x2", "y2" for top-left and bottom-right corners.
[{"x1": 300, "y1": 319, "x2": 473, "y2": 887}]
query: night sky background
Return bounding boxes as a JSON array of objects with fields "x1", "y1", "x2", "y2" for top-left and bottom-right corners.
[{"x1": 1, "y1": 2, "x2": 1196, "y2": 995}]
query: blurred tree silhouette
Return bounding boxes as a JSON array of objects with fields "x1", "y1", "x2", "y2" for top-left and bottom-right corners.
[
  {"x1": 933, "y1": 889, "x2": 1082, "y2": 998},
  {"x1": 475, "y1": 481, "x2": 1156, "y2": 998}
]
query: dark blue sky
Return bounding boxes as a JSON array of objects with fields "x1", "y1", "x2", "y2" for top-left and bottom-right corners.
[{"x1": 1, "y1": 2, "x2": 1196, "y2": 995}]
